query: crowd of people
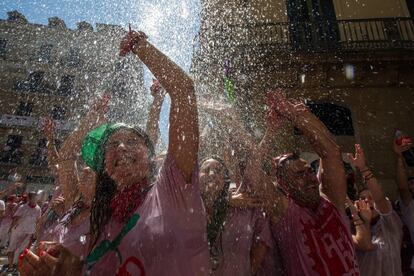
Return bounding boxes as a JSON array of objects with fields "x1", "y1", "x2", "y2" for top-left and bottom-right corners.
[{"x1": 0, "y1": 28, "x2": 413, "y2": 276}]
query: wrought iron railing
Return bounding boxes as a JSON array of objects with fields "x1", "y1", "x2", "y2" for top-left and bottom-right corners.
[
  {"x1": 199, "y1": 17, "x2": 414, "y2": 52},
  {"x1": 0, "y1": 114, "x2": 73, "y2": 131}
]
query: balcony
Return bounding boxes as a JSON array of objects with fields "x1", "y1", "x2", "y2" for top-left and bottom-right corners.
[
  {"x1": 0, "y1": 114, "x2": 36, "y2": 127},
  {"x1": 1, "y1": 114, "x2": 73, "y2": 131},
  {"x1": 198, "y1": 17, "x2": 414, "y2": 53}
]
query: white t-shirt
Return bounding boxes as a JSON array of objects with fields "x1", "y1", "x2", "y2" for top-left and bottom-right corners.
[
  {"x1": 357, "y1": 200, "x2": 403, "y2": 276},
  {"x1": 13, "y1": 203, "x2": 41, "y2": 234},
  {"x1": 0, "y1": 200, "x2": 5, "y2": 212}
]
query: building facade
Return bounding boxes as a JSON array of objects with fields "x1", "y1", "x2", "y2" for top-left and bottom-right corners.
[
  {"x1": 192, "y1": 0, "x2": 414, "y2": 197},
  {"x1": 0, "y1": 11, "x2": 146, "y2": 192}
]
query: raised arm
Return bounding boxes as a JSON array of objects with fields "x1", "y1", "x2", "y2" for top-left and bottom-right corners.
[
  {"x1": 123, "y1": 31, "x2": 198, "y2": 182},
  {"x1": 145, "y1": 79, "x2": 166, "y2": 148},
  {"x1": 58, "y1": 96, "x2": 108, "y2": 161},
  {"x1": 272, "y1": 92, "x2": 347, "y2": 211},
  {"x1": 42, "y1": 118, "x2": 60, "y2": 177},
  {"x1": 348, "y1": 144, "x2": 391, "y2": 214},
  {"x1": 200, "y1": 103, "x2": 256, "y2": 184},
  {"x1": 243, "y1": 94, "x2": 283, "y2": 195},
  {"x1": 394, "y1": 141, "x2": 413, "y2": 206},
  {"x1": 56, "y1": 96, "x2": 108, "y2": 210}
]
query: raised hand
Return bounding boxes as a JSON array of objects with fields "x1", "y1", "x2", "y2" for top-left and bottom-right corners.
[
  {"x1": 345, "y1": 197, "x2": 358, "y2": 216},
  {"x1": 91, "y1": 94, "x2": 111, "y2": 115},
  {"x1": 266, "y1": 91, "x2": 285, "y2": 131},
  {"x1": 42, "y1": 118, "x2": 55, "y2": 140},
  {"x1": 347, "y1": 144, "x2": 368, "y2": 171},
  {"x1": 356, "y1": 199, "x2": 372, "y2": 224},
  {"x1": 393, "y1": 140, "x2": 412, "y2": 156},
  {"x1": 119, "y1": 28, "x2": 148, "y2": 56},
  {"x1": 50, "y1": 196, "x2": 65, "y2": 216}
]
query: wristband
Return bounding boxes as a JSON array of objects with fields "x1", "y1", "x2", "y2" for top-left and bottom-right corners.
[
  {"x1": 360, "y1": 167, "x2": 370, "y2": 174},
  {"x1": 364, "y1": 173, "x2": 374, "y2": 182}
]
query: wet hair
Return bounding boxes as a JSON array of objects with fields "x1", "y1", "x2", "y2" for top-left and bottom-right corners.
[
  {"x1": 62, "y1": 197, "x2": 87, "y2": 227},
  {"x1": 89, "y1": 126, "x2": 155, "y2": 250},
  {"x1": 200, "y1": 156, "x2": 231, "y2": 251}
]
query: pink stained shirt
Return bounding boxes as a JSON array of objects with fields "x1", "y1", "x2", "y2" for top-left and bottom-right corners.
[
  {"x1": 1, "y1": 202, "x2": 17, "y2": 224},
  {"x1": 272, "y1": 198, "x2": 359, "y2": 276},
  {"x1": 210, "y1": 208, "x2": 272, "y2": 276},
  {"x1": 357, "y1": 201, "x2": 403, "y2": 276},
  {"x1": 87, "y1": 154, "x2": 210, "y2": 275},
  {"x1": 49, "y1": 212, "x2": 91, "y2": 259}
]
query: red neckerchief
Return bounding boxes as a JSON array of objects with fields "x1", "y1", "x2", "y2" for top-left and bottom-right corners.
[
  {"x1": 28, "y1": 203, "x2": 37, "y2": 208},
  {"x1": 110, "y1": 181, "x2": 148, "y2": 223}
]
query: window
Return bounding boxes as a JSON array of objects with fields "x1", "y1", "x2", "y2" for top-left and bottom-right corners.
[
  {"x1": 0, "y1": 38, "x2": 6, "y2": 58},
  {"x1": 15, "y1": 101, "x2": 33, "y2": 116},
  {"x1": 15, "y1": 71, "x2": 45, "y2": 92},
  {"x1": 0, "y1": 135, "x2": 23, "y2": 164},
  {"x1": 56, "y1": 75, "x2": 74, "y2": 96},
  {"x1": 26, "y1": 175, "x2": 54, "y2": 184},
  {"x1": 307, "y1": 102, "x2": 354, "y2": 136},
  {"x1": 30, "y1": 139, "x2": 48, "y2": 167},
  {"x1": 51, "y1": 105, "x2": 66, "y2": 120},
  {"x1": 38, "y1": 44, "x2": 53, "y2": 62},
  {"x1": 61, "y1": 48, "x2": 82, "y2": 67}
]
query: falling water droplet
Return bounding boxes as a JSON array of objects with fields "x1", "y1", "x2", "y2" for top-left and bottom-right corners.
[{"x1": 344, "y1": 64, "x2": 355, "y2": 80}]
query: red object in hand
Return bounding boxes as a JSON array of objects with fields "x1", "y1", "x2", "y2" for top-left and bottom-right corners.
[
  {"x1": 395, "y1": 130, "x2": 412, "y2": 146},
  {"x1": 120, "y1": 24, "x2": 134, "y2": 57},
  {"x1": 18, "y1": 248, "x2": 29, "y2": 260}
]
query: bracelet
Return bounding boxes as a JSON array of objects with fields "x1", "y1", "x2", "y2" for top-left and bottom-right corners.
[
  {"x1": 360, "y1": 167, "x2": 371, "y2": 174},
  {"x1": 354, "y1": 222, "x2": 365, "y2": 226},
  {"x1": 364, "y1": 173, "x2": 374, "y2": 182}
]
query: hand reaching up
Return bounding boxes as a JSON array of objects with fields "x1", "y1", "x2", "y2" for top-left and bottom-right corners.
[
  {"x1": 266, "y1": 91, "x2": 285, "y2": 131},
  {"x1": 42, "y1": 118, "x2": 56, "y2": 140},
  {"x1": 120, "y1": 29, "x2": 148, "y2": 56},
  {"x1": 356, "y1": 199, "x2": 372, "y2": 225},
  {"x1": 393, "y1": 140, "x2": 412, "y2": 157},
  {"x1": 347, "y1": 144, "x2": 368, "y2": 171},
  {"x1": 90, "y1": 94, "x2": 110, "y2": 126}
]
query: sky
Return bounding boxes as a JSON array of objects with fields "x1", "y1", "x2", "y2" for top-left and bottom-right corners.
[{"x1": 0, "y1": 0, "x2": 201, "y2": 147}]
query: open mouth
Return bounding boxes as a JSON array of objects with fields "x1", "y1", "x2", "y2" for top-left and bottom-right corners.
[{"x1": 115, "y1": 156, "x2": 136, "y2": 167}]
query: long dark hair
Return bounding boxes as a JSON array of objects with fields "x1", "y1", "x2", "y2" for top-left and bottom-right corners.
[
  {"x1": 90, "y1": 171, "x2": 117, "y2": 249},
  {"x1": 202, "y1": 156, "x2": 232, "y2": 251},
  {"x1": 89, "y1": 126, "x2": 155, "y2": 250}
]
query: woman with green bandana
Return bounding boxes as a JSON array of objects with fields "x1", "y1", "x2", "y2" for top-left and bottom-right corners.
[{"x1": 18, "y1": 29, "x2": 209, "y2": 276}]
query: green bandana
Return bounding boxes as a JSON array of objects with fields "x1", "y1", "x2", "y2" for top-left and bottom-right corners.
[{"x1": 81, "y1": 123, "x2": 128, "y2": 172}]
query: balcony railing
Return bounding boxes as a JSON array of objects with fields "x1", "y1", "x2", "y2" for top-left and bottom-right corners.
[
  {"x1": 0, "y1": 114, "x2": 73, "y2": 131},
  {"x1": 199, "y1": 17, "x2": 414, "y2": 52},
  {"x1": 0, "y1": 114, "x2": 37, "y2": 127}
]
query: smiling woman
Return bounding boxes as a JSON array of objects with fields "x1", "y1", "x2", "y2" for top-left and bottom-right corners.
[{"x1": 17, "y1": 27, "x2": 209, "y2": 276}]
